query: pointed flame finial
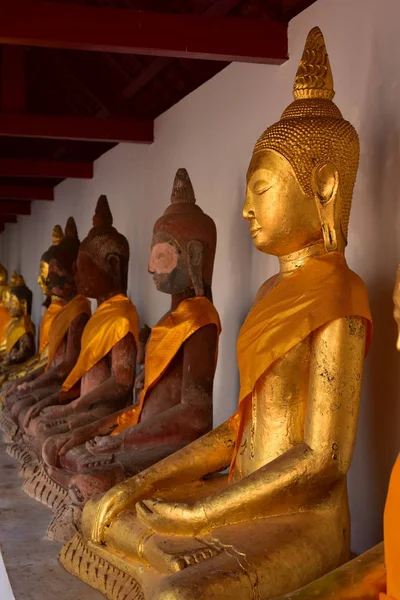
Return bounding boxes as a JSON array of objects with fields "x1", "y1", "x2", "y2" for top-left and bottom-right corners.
[
  {"x1": 293, "y1": 27, "x2": 334, "y2": 101},
  {"x1": 171, "y1": 168, "x2": 196, "y2": 205},
  {"x1": 65, "y1": 217, "x2": 78, "y2": 239},
  {"x1": 52, "y1": 224, "x2": 64, "y2": 246},
  {"x1": 93, "y1": 195, "x2": 113, "y2": 228}
]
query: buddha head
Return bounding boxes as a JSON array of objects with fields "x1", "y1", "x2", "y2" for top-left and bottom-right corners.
[
  {"x1": 4, "y1": 271, "x2": 23, "y2": 309},
  {"x1": 0, "y1": 263, "x2": 9, "y2": 303},
  {"x1": 9, "y1": 282, "x2": 32, "y2": 318},
  {"x1": 76, "y1": 195, "x2": 129, "y2": 300},
  {"x1": 243, "y1": 27, "x2": 359, "y2": 257},
  {"x1": 38, "y1": 224, "x2": 64, "y2": 299},
  {"x1": 48, "y1": 217, "x2": 80, "y2": 300},
  {"x1": 149, "y1": 168, "x2": 216, "y2": 299}
]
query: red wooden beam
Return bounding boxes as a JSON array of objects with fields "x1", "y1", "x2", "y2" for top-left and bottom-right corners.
[
  {"x1": 1, "y1": 46, "x2": 25, "y2": 112},
  {"x1": 0, "y1": 216, "x2": 17, "y2": 224},
  {"x1": 0, "y1": 201, "x2": 31, "y2": 215},
  {"x1": 0, "y1": 158, "x2": 93, "y2": 179},
  {"x1": 0, "y1": 185, "x2": 53, "y2": 201},
  {"x1": 0, "y1": 1, "x2": 288, "y2": 64},
  {"x1": 0, "y1": 114, "x2": 153, "y2": 143}
]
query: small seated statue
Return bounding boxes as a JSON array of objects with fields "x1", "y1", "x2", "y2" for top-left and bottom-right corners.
[
  {"x1": 22, "y1": 195, "x2": 140, "y2": 515},
  {"x1": 0, "y1": 263, "x2": 12, "y2": 359},
  {"x1": 1, "y1": 224, "x2": 65, "y2": 391},
  {"x1": 3, "y1": 218, "x2": 91, "y2": 465},
  {"x1": 0, "y1": 276, "x2": 36, "y2": 376},
  {"x1": 61, "y1": 28, "x2": 373, "y2": 600},
  {"x1": 42, "y1": 169, "x2": 220, "y2": 541}
]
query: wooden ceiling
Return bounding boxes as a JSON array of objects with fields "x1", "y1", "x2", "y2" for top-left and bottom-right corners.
[{"x1": 0, "y1": 0, "x2": 317, "y2": 231}]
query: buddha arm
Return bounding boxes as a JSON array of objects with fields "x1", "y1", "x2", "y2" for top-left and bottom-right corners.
[
  {"x1": 67, "y1": 332, "x2": 136, "y2": 412},
  {"x1": 27, "y1": 313, "x2": 89, "y2": 392},
  {"x1": 85, "y1": 414, "x2": 238, "y2": 542},
  {"x1": 121, "y1": 324, "x2": 218, "y2": 449},
  {"x1": 138, "y1": 316, "x2": 367, "y2": 535}
]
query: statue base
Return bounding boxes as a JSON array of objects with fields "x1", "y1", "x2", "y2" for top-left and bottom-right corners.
[{"x1": 60, "y1": 533, "x2": 145, "y2": 600}]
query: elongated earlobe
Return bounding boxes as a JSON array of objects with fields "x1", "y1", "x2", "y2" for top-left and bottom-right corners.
[
  {"x1": 187, "y1": 240, "x2": 204, "y2": 297},
  {"x1": 312, "y1": 162, "x2": 340, "y2": 252}
]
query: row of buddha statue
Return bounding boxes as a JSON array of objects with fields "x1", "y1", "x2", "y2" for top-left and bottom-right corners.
[{"x1": 0, "y1": 26, "x2": 397, "y2": 600}]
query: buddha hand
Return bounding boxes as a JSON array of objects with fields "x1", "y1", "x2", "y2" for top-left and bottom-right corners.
[
  {"x1": 23, "y1": 392, "x2": 59, "y2": 429},
  {"x1": 136, "y1": 498, "x2": 209, "y2": 536},
  {"x1": 40, "y1": 403, "x2": 75, "y2": 421},
  {"x1": 42, "y1": 433, "x2": 70, "y2": 467},
  {"x1": 86, "y1": 477, "x2": 144, "y2": 543},
  {"x1": 16, "y1": 381, "x2": 30, "y2": 397},
  {"x1": 86, "y1": 434, "x2": 123, "y2": 455}
]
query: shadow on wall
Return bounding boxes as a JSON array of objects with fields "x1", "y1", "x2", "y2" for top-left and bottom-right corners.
[{"x1": 349, "y1": 50, "x2": 400, "y2": 551}]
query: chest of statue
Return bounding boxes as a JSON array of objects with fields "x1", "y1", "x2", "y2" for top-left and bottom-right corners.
[
  {"x1": 233, "y1": 335, "x2": 312, "y2": 480},
  {"x1": 140, "y1": 348, "x2": 184, "y2": 421}
]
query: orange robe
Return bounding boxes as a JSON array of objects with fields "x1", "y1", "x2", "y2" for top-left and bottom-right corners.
[
  {"x1": 47, "y1": 295, "x2": 92, "y2": 367},
  {"x1": 39, "y1": 300, "x2": 64, "y2": 355},
  {"x1": 113, "y1": 296, "x2": 221, "y2": 434},
  {"x1": 380, "y1": 456, "x2": 400, "y2": 600},
  {"x1": 231, "y1": 251, "x2": 372, "y2": 473},
  {"x1": 0, "y1": 303, "x2": 12, "y2": 349},
  {"x1": 6, "y1": 315, "x2": 35, "y2": 354},
  {"x1": 62, "y1": 294, "x2": 139, "y2": 392}
]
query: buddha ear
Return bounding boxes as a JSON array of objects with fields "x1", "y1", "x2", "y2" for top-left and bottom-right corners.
[
  {"x1": 312, "y1": 161, "x2": 340, "y2": 252},
  {"x1": 106, "y1": 253, "x2": 121, "y2": 277},
  {"x1": 187, "y1": 240, "x2": 204, "y2": 297},
  {"x1": 20, "y1": 298, "x2": 27, "y2": 316}
]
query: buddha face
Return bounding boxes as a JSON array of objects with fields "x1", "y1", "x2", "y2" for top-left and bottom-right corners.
[
  {"x1": 3, "y1": 289, "x2": 10, "y2": 309},
  {"x1": 149, "y1": 232, "x2": 192, "y2": 295},
  {"x1": 48, "y1": 258, "x2": 76, "y2": 299},
  {"x1": 0, "y1": 268, "x2": 7, "y2": 285},
  {"x1": 37, "y1": 260, "x2": 50, "y2": 296},
  {"x1": 9, "y1": 293, "x2": 24, "y2": 318},
  {"x1": 243, "y1": 150, "x2": 323, "y2": 256}
]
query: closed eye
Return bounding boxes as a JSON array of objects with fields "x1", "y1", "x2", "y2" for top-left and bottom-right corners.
[{"x1": 253, "y1": 184, "x2": 272, "y2": 195}]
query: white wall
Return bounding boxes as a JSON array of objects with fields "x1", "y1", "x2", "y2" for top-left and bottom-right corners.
[{"x1": 1, "y1": 0, "x2": 399, "y2": 554}]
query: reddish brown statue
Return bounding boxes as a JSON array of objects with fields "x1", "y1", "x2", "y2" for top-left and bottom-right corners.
[
  {"x1": 4, "y1": 218, "x2": 91, "y2": 472},
  {"x1": 43, "y1": 169, "x2": 220, "y2": 541},
  {"x1": 23, "y1": 195, "x2": 139, "y2": 531}
]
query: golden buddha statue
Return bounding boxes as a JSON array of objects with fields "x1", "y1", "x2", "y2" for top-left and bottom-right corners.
[
  {"x1": 1, "y1": 225, "x2": 66, "y2": 389},
  {"x1": 0, "y1": 278, "x2": 36, "y2": 375},
  {"x1": 0, "y1": 263, "x2": 12, "y2": 358},
  {"x1": 278, "y1": 271, "x2": 400, "y2": 600},
  {"x1": 61, "y1": 27, "x2": 373, "y2": 600}
]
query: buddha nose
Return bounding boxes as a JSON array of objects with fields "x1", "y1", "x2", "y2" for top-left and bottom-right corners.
[{"x1": 242, "y1": 194, "x2": 255, "y2": 221}]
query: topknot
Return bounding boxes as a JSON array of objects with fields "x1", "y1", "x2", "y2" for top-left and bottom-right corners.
[
  {"x1": 171, "y1": 169, "x2": 196, "y2": 205},
  {"x1": 293, "y1": 27, "x2": 334, "y2": 101},
  {"x1": 0, "y1": 263, "x2": 8, "y2": 283},
  {"x1": 93, "y1": 195, "x2": 113, "y2": 228},
  {"x1": 65, "y1": 217, "x2": 78, "y2": 239},
  {"x1": 52, "y1": 225, "x2": 64, "y2": 246},
  {"x1": 9, "y1": 270, "x2": 19, "y2": 287}
]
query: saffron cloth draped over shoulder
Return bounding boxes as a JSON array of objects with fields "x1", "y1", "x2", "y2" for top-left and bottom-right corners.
[
  {"x1": 47, "y1": 295, "x2": 92, "y2": 368},
  {"x1": 6, "y1": 315, "x2": 35, "y2": 353},
  {"x1": 39, "y1": 300, "x2": 64, "y2": 355},
  {"x1": 62, "y1": 294, "x2": 139, "y2": 392},
  {"x1": 380, "y1": 455, "x2": 400, "y2": 600},
  {"x1": 0, "y1": 304, "x2": 12, "y2": 347},
  {"x1": 231, "y1": 251, "x2": 372, "y2": 471},
  {"x1": 113, "y1": 295, "x2": 221, "y2": 434}
]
